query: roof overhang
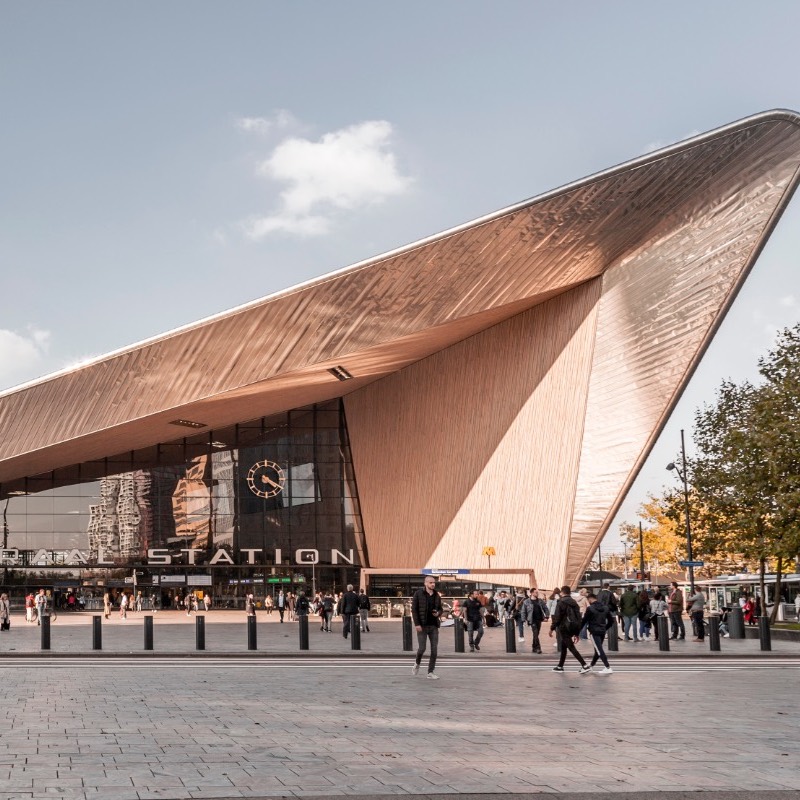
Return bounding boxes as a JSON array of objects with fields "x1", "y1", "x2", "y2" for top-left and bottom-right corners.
[{"x1": 2, "y1": 109, "x2": 800, "y2": 495}]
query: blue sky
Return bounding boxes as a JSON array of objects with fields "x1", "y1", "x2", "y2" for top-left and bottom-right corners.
[{"x1": 3, "y1": 2, "x2": 800, "y2": 552}]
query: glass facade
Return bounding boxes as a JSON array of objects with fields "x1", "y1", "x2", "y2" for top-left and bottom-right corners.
[{"x1": 0, "y1": 400, "x2": 366, "y2": 599}]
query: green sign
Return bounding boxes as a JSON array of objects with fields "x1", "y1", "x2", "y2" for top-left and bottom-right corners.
[{"x1": 268, "y1": 577, "x2": 293, "y2": 584}]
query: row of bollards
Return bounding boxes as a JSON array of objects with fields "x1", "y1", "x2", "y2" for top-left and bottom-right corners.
[{"x1": 42, "y1": 613, "x2": 362, "y2": 652}]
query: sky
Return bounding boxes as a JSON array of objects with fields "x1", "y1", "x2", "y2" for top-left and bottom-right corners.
[{"x1": 3, "y1": 2, "x2": 800, "y2": 555}]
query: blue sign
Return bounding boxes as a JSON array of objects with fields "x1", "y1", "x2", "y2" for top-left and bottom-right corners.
[{"x1": 679, "y1": 560, "x2": 704, "y2": 567}]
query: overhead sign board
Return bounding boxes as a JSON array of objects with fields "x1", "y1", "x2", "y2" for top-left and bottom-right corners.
[
  {"x1": 679, "y1": 560, "x2": 705, "y2": 567},
  {"x1": 422, "y1": 568, "x2": 470, "y2": 575}
]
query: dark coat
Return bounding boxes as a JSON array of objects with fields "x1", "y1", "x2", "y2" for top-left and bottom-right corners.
[
  {"x1": 339, "y1": 591, "x2": 360, "y2": 615},
  {"x1": 583, "y1": 601, "x2": 614, "y2": 635},
  {"x1": 411, "y1": 587, "x2": 443, "y2": 627}
]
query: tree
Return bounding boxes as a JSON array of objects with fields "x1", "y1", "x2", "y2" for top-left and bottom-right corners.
[{"x1": 690, "y1": 325, "x2": 800, "y2": 621}]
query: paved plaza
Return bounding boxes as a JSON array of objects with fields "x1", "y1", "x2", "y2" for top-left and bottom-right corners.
[{"x1": 0, "y1": 612, "x2": 799, "y2": 799}]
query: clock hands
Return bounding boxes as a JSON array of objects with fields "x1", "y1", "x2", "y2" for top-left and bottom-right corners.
[{"x1": 260, "y1": 473, "x2": 282, "y2": 490}]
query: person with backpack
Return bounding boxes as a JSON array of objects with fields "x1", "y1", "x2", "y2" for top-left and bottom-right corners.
[
  {"x1": 583, "y1": 592, "x2": 614, "y2": 674},
  {"x1": 320, "y1": 592, "x2": 334, "y2": 632},
  {"x1": 549, "y1": 585, "x2": 591, "y2": 674},
  {"x1": 358, "y1": 589, "x2": 371, "y2": 633}
]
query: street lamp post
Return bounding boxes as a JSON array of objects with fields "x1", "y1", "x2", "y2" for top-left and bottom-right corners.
[{"x1": 667, "y1": 428, "x2": 696, "y2": 593}]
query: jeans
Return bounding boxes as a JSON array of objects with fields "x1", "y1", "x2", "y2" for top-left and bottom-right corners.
[
  {"x1": 623, "y1": 615, "x2": 638, "y2": 640},
  {"x1": 529, "y1": 620, "x2": 542, "y2": 652},
  {"x1": 416, "y1": 625, "x2": 439, "y2": 673},
  {"x1": 516, "y1": 617, "x2": 525, "y2": 638},
  {"x1": 278, "y1": 606, "x2": 285, "y2": 622},
  {"x1": 691, "y1": 609, "x2": 704, "y2": 639},
  {"x1": 558, "y1": 636, "x2": 587, "y2": 668},
  {"x1": 466, "y1": 618, "x2": 484, "y2": 648},
  {"x1": 589, "y1": 631, "x2": 609, "y2": 668},
  {"x1": 359, "y1": 609, "x2": 370, "y2": 631},
  {"x1": 638, "y1": 618, "x2": 651, "y2": 638},
  {"x1": 669, "y1": 611, "x2": 685, "y2": 638}
]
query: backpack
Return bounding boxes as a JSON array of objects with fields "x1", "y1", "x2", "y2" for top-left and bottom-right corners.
[
  {"x1": 560, "y1": 600, "x2": 583, "y2": 636},
  {"x1": 322, "y1": 597, "x2": 334, "y2": 612}
]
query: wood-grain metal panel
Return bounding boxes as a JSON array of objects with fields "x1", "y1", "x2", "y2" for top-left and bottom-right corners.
[{"x1": 345, "y1": 280, "x2": 602, "y2": 592}]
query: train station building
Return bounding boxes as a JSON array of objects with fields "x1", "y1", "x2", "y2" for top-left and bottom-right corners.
[{"x1": 2, "y1": 110, "x2": 800, "y2": 604}]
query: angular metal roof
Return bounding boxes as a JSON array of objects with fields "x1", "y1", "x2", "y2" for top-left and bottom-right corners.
[{"x1": 2, "y1": 108, "x2": 800, "y2": 528}]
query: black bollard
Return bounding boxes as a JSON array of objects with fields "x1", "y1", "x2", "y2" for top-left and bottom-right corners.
[
  {"x1": 195, "y1": 616, "x2": 204, "y2": 651},
  {"x1": 454, "y1": 617, "x2": 465, "y2": 652},
  {"x1": 708, "y1": 614, "x2": 720, "y2": 651},
  {"x1": 658, "y1": 616, "x2": 670, "y2": 652},
  {"x1": 144, "y1": 615, "x2": 154, "y2": 651},
  {"x1": 247, "y1": 615, "x2": 257, "y2": 650},
  {"x1": 504, "y1": 618, "x2": 517, "y2": 653},
  {"x1": 299, "y1": 613, "x2": 309, "y2": 650},
  {"x1": 759, "y1": 616, "x2": 772, "y2": 651},
  {"x1": 92, "y1": 615, "x2": 102, "y2": 650},
  {"x1": 402, "y1": 616, "x2": 413, "y2": 651},
  {"x1": 41, "y1": 615, "x2": 51, "y2": 651},
  {"x1": 350, "y1": 614, "x2": 361, "y2": 650},
  {"x1": 607, "y1": 621, "x2": 619, "y2": 652},
  {"x1": 728, "y1": 606, "x2": 745, "y2": 639}
]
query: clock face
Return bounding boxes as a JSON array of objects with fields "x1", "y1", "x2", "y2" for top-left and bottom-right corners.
[{"x1": 246, "y1": 460, "x2": 286, "y2": 499}]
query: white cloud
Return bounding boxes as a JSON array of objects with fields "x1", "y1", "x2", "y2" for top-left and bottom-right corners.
[
  {"x1": 779, "y1": 294, "x2": 797, "y2": 307},
  {"x1": 0, "y1": 327, "x2": 50, "y2": 388},
  {"x1": 241, "y1": 119, "x2": 413, "y2": 239},
  {"x1": 236, "y1": 109, "x2": 296, "y2": 136}
]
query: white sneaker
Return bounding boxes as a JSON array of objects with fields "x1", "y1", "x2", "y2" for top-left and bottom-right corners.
[
  {"x1": 412, "y1": 664, "x2": 419, "y2": 675},
  {"x1": 578, "y1": 665, "x2": 592, "y2": 675},
  {"x1": 599, "y1": 666, "x2": 613, "y2": 675},
  {"x1": 518, "y1": 636, "x2": 524, "y2": 642},
  {"x1": 426, "y1": 672, "x2": 439, "y2": 680},
  {"x1": 723, "y1": 633, "x2": 730, "y2": 638}
]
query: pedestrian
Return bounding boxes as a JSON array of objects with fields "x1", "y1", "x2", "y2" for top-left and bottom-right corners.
[
  {"x1": 637, "y1": 589, "x2": 653, "y2": 641},
  {"x1": 522, "y1": 587, "x2": 548, "y2": 653},
  {"x1": 668, "y1": 581, "x2": 685, "y2": 639},
  {"x1": 103, "y1": 591, "x2": 111, "y2": 620},
  {"x1": 203, "y1": 594, "x2": 212, "y2": 612},
  {"x1": 463, "y1": 589, "x2": 484, "y2": 652},
  {"x1": 25, "y1": 592, "x2": 35, "y2": 623},
  {"x1": 686, "y1": 587, "x2": 706, "y2": 642},
  {"x1": 794, "y1": 592, "x2": 800, "y2": 621},
  {"x1": 577, "y1": 587, "x2": 590, "y2": 639},
  {"x1": 320, "y1": 591, "x2": 334, "y2": 632},
  {"x1": 619, "y1": 585, "x2": 640, "y2": 642},
  {"x1": 649, "y1": 591, "x2": 667, "y2": 641},
  {"x1": 35, "y1": 589, "x2": 48, "y2": 625},
  {"x1": 550, "y1": 585, "x2": 591, "y2": 674},
  {"x1": 0, "y1": 593, "x2": 10, "y2": 631},
  {"x1": 411, "y1": 575, "x2": 443, "y2": 679},
  {"x1": 119, "y1": 591, "x2": 129, "y2": 620},
  {"x1": 287, "y1": 591, "x2": 296, "y2": 622},
  {"x1": 583, "y1": 592, "x2": 614, "y2": 674},
  {"x1": 512, "y1": 591, "x2": 526, "y2": 643},
  {"x1": 547, "y1": 589, "x2": 562, "y2": 648},
  {"x1": 135, "y1": 591, "x2": 143, "y2": 613},
  {"x1": 265, "y1": 594, "x2": 274, "y2": 615},
  {"x1": 743, "y1": 595, "x2": 755, "y2": 625},
  {"x1": 339, "y1": 584, "x2": 360, "y2": 638},
  {"x1": 185, "y1": 592, "x2": 195, "y2": 617},
  {"x1": 276, "y1": 590, "x2": 286, "y2": 623},
  {"x1": 245, "y1": 593, "x2": 256, "y2": 616},
  {"x1": 295, "y1": 590, "x2": 310, "y2": 617},
  {"x1": 358, "y1": 588, "x2": 371, "y2": 632}
]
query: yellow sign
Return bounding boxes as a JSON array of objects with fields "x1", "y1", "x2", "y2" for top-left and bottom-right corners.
[{"x1": 482, "y1": 547, "x2": 496, "y2": 557}]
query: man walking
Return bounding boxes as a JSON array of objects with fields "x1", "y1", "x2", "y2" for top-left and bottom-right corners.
[
  {"x1": 686, "y1": 586, "x2": 706, "y2": 642},
  {"x1": 619, "y1": 585, "x2": 640, "y2": 642},
  {"x1": 583, "y1": 592, "x2": 614, "y2": 674},
  {"x1": 549, "y1": 585, "x2": 591, "y2": 674},
  {"x1": 668, "y1": 581, "x2": 685, "y2": 640},
  {"x1": 522, "y1": 587, "x2": 547, "y2": 653},
  {"x1": 411, "y1": 575, "x2": 443, "y2": 679},
  {"x1": 463, "y1": 589, "x2": 484, "y2": 652},
  {"x1": 358, "y1": 588, "x2": 371, "y2": 632},
  {"x1": 339, "y1": 584, "x2": 360, "y2": 638},
  {"x1": 276, "y1": 590, "x2": 286, "y2": 623}
]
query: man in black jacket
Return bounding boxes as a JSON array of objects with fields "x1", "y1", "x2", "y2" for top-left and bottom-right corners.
[
  {"x1": 462, "y1": 590, "x2": 484, "y2": 652},
  {"x1": 338, "y1": 584, "x2": 360, "y2": 639},
  {"x1": 358, "y1": 589, "x2": 371, "y2": 633},
  {"x1": 583, "y1": 593, "x2": 613, "y2": 674},
  {"x1": 549, "y1": 585, "x2": 591, "y2": 674},
  {"x1": 411, "y1": 575, "x2": 443, "y2": 679}
]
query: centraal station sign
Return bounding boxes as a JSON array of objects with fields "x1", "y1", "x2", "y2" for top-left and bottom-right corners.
[{"x1": 0, "y1": 547, "x2": 358, "y2": 567}]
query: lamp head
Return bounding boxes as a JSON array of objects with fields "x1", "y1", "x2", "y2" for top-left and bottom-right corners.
[{"x1": 666, "y1": 462, "x2": 676, "y2": 471}]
